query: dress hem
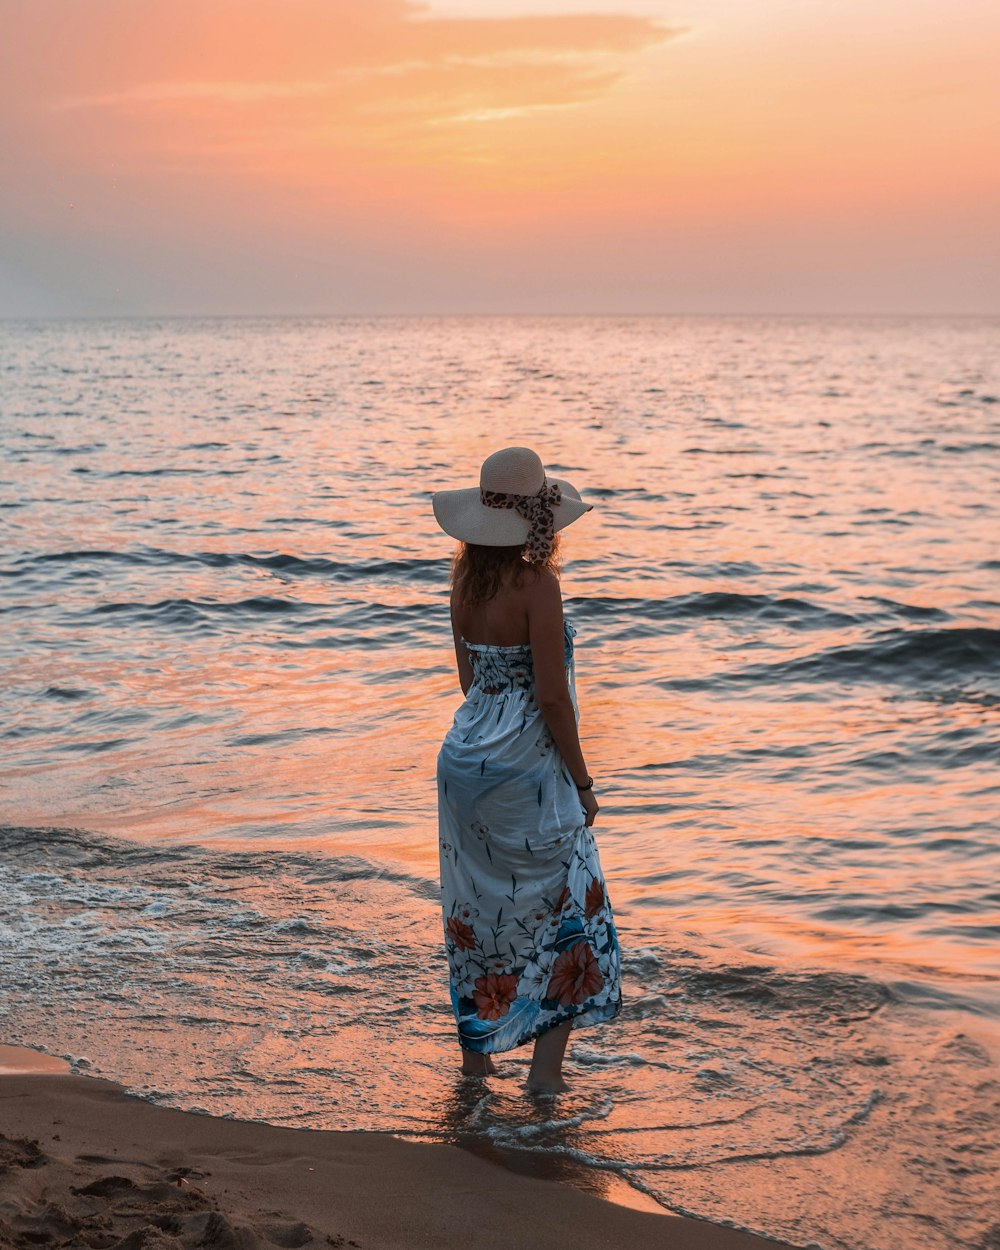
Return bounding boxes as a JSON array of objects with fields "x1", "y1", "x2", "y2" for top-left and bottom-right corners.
[{"x1": 456, "y1": 995, "x2": 623, "y2": 1056}]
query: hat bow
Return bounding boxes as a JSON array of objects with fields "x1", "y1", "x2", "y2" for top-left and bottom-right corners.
[{"x1": 480, "y1": 479, "x2": 562, "y2": 562}]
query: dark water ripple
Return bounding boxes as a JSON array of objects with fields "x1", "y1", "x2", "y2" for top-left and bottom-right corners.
[
  {"x1": 3, "y1": 547, "x2": 441, "y2": 581},
  {"x1": 572, "y1": 591, "x2": 861, "y2": 627},
  {"x1": 655, "y1": 626, "x2": 1000, "y2": 697}
]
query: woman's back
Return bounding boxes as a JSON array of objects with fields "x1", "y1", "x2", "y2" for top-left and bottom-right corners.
[{"x1": 450, "y1": 568, "x2": 534, "y2": 649}]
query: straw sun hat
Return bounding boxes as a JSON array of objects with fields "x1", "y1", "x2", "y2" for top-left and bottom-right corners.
[{"x1": 432, "y1": 446, "x2": 592, "y2": 561}]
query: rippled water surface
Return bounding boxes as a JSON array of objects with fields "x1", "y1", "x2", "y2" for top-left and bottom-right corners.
[{"x1": 2, "y1": 316, "x2": 999, "y2": 1250}]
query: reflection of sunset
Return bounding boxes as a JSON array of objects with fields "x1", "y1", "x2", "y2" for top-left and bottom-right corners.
[
  {"x1": 3, "y1": 308, "x2": 999, "y2": 1250},
  {"x1": 5, "y1": 314, "x2": 997, "y2": 997}
]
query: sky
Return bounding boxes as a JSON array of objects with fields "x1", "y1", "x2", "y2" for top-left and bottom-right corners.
[{"x1": 2, "y1": 0, "x2": 998, "y2": 316}]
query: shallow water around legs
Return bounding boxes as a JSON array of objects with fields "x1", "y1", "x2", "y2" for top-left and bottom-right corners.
[{"x1": 2, "y1": 316, "x2": 999, "y2": 1250}]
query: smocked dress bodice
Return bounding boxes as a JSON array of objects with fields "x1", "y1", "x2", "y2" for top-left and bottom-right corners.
[{"x1": 461, "y1": 619, "x2": 576, "y2": 695}]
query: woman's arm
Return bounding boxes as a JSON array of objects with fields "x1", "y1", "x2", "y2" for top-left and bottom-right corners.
[
  {"x1": 450, "y1": 593, "x2": 474, "y2": 695},
  {"x1": 527, "y1": 570, "x2": 599, "y2": 825}
]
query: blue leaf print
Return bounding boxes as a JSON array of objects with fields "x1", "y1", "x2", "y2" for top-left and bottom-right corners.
[{"x1": 537, "y1": 780, "x2": 543, "y2": 805}]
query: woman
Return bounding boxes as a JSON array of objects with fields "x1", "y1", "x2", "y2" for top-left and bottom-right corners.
[{"x1": 432, "y1": 446, "x2": 621, "y2": 1093}]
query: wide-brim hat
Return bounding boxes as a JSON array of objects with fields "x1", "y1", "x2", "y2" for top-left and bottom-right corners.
[{"x1": 432, "y1": 446, "x2": 592, "y2": 550}]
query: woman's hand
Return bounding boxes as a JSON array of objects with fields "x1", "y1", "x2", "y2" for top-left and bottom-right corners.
[{"x1": 579, "y1": 788, "x2": 599, "y2": 827}]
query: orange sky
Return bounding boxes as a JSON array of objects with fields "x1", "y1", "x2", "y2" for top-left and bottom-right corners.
[{"x1": 2, "y1": 0, "x2": 998, "y2": 314}]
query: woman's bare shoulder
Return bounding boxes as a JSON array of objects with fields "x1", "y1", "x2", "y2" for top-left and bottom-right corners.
[{"x1": 522, "y1": 567, "x2": 562, "y2": 613}]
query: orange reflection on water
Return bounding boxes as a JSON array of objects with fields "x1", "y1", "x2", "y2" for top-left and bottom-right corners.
[{"x1": 4, "y1": 315, "x2": 1000, "y2": 1250}]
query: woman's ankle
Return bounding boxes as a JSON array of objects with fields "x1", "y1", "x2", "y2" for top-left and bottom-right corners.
[
  {"x1": 460, "y1": 1049, "x2": 496, "y2": 1075},
  {"x1": 526, "y1": 1069, "x2": 569, "y2": 1093}
]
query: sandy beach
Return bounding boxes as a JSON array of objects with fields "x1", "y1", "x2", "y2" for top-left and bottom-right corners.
[{"x1": 0, "y1": 1046, "x2": 796, "y2": 1250}]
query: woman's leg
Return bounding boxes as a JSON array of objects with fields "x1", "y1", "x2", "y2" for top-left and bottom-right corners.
[
  {"x1": 527, "y1": 1021, "x2": 571, "y2": 1092},
  {"x1": 461, "y1": 1047, "x2": 496, "y2": 1076}
]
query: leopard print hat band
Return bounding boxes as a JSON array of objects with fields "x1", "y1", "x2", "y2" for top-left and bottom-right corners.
[{"x1": 480, "y1": 480, "x2": 562, "y2": 562}]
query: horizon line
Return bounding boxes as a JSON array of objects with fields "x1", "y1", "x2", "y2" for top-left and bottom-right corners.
[{"x1": 3, "y1": 309, "x2": 999, "y2": 322}]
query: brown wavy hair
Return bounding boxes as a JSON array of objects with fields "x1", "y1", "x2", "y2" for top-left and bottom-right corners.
[{"x1": 451, "y1": 535, "x2": 562, "y2": 607}]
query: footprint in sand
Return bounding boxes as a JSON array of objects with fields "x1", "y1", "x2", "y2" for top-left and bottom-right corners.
[{"x1": 0, "y1": 1137, "x2": 357, "y2": 1249}]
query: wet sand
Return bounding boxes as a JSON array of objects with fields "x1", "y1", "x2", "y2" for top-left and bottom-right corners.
[{"x1": 0, "y1": 1046, "x2": 795, "y2": 1250}]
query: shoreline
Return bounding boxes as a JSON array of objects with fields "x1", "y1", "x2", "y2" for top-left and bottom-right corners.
[{"x1": 0, "y1": 1044, "x2": 798, "y2": 1250}]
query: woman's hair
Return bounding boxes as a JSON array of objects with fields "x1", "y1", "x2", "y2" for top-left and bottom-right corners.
[{"x1": 451, "y1": 535, "x2": 562, "y2": 607}]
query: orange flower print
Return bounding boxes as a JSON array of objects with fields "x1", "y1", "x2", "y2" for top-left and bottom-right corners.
[
  {"x1": 546, "y1": 941, "x2": 604, "y2": 1007},
  {"x1": 446, "y1": 915, "x2": 476, "y2": 952},
  {"x1": 473, "y1": 972, "x2": 519, "y2": 1021},
  {"x1": 552, "y1": 885, "x2": 571, "y2": 914},
  {"x1": 585, "y1": 877, "x2": 606, "y2": 919}
]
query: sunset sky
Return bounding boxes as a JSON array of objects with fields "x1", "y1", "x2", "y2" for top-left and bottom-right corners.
[{"x1": 2, "y1": 0, "x2": 998, "y2": 315}]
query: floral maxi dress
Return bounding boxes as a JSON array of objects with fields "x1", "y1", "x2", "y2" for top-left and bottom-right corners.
[{"x1": 437, "y1": 619, "x2": 622, "y2": 1054}]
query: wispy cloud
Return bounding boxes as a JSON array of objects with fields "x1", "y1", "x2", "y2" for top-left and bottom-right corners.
[{"x1": 33, "y1": 4, "x2": 681, "y2": 143}]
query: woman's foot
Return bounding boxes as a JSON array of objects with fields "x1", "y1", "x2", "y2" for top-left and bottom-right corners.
[
  {"x1": 460, "y1": 1050, "x2": 496, "y2": 1076},
  {"x1": 526, "y1": 1020, "x2": 571, "y2": 1094},
  {"x1": 525, "y1": 1072, "x2": 569, "y2": 1094}
]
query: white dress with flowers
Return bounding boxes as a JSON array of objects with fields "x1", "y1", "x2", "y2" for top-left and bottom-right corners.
[{"x1": 437, "y1": 619, "x2": 622, "y2": 1054}]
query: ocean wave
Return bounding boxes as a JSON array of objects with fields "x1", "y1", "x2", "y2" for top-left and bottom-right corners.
[
  {"x1": 662, "y1": 625, "x2": 1000, "y2": 691},
  {"x1": 87, "y1": 595, "x2": 308, "y2": 621},
  {"x1": 66, "y1": 595, "x2": 441, "y2": 635},
  {"x1": 0, "y1": 825, "x2": 439, "y2": 900},
  {"x1": 626, "y1": 954, "x2": 892, "y2": 1021},
  {"x1": 102, "y1": 466, "x2": 247, "y2": 478},
  {"x1": 571, "y1": 591, "x2": 858, "y2": 629},
  {"x1": 2, "y1": 547, "x2": 445, "y2": 583}
]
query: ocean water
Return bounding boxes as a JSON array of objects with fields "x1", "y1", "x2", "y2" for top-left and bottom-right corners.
[{"x1": 1, "y1": 315, "x2": 998, "y2": 1250}]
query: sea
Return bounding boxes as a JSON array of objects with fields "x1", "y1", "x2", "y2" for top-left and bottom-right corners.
[{"x1": 1, "y1": 315, "x2": 998, "y2": 1250}]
